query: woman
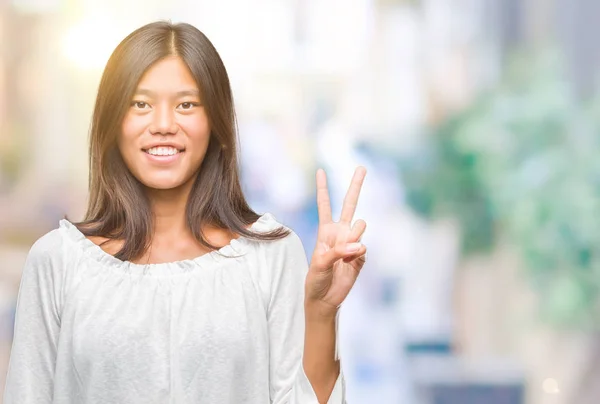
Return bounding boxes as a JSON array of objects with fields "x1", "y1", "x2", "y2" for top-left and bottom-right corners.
[{"x1": 4, "y1": 21, "x2": 367, "y2": 404}]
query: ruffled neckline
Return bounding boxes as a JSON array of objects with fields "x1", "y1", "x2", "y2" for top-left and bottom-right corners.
[{"x1": 58, "y1": 213, "x2": 279, "y2": 276}]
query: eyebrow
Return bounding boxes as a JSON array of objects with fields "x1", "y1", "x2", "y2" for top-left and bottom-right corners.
[{"x1": 134, "y1": 89, "x2": 201, "y2": 98}]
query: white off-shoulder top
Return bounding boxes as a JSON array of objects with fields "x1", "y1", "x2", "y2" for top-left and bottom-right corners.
[{"x1": 3, "y1": 213, "x2": 344, "y2": 403}]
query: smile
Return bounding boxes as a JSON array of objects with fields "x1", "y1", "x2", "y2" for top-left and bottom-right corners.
[
  {"x1": 143, "y1": 146, "x2": 183, "y2": 156},
  {"x1": 142, "y1": 146, "x2": 185, "y2": 165}
]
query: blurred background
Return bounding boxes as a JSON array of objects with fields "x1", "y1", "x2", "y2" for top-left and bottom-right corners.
[{"x1": 1, "y1": 0, "x2": 600, "y2": 403}]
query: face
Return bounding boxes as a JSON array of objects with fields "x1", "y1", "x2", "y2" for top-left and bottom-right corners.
[{"x1": 119, "y1": 56, "x2": 210, "y2": 191}]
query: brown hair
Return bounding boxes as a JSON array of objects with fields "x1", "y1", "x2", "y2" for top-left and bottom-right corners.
[{"x1": 73, "y1": 21, "x2": 289, "y2": 261}]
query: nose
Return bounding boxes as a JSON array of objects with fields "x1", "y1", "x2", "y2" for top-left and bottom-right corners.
[{"x1": 149, "y1": 105, "x2": 178, "y2": 135}]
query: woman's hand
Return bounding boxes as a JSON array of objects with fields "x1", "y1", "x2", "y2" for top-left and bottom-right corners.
[{"x1": 305, "y1": 166, "x2": 367, "y2": 318}]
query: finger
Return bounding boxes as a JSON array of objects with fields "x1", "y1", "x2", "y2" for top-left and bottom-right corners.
[
  {"x1": 317, "y1": 241, "x2": 364, "y2": 270},
  {"x1": 348, "y1": 219, "x2": 367, "y2": 243},
  {"x1": 343, "y1": 247, "x2": 367, "y2": 264},
  {"x1": 316, "y1": 168, "x2": 333, "y2": 224},
  {"x1": 339, "y1": 166, "x2": 367, "y2": 224}
]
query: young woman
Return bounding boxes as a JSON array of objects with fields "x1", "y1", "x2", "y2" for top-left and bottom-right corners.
[{"x1": 4, "y1": 21, "x2": 367, "y2": 404}]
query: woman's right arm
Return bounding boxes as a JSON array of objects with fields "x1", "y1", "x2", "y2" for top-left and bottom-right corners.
[{"x1": 4, "y1": 231, "x2": 64, "y2": 403}]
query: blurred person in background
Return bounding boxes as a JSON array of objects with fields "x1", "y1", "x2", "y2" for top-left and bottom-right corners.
[{"x1": 3, "y1": 21, "x2": 368, "y2": 404}]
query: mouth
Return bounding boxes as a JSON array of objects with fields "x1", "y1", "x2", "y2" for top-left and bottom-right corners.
[
  {"x1": 142, "y1": 146, "x2": 185, "y2": 164},
  {"x1": 142, "y1": 146, "x2": 185, "y2": 156}
]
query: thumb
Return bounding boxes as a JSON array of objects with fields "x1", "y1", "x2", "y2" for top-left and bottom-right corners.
[{"x1": 312, "y1": 241, "x2": 363, "y2": 271}]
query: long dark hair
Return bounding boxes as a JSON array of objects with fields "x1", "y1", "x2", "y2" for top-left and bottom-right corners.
[{"x1": 74, "y1": 21, "x2": 289, "y2": 261}]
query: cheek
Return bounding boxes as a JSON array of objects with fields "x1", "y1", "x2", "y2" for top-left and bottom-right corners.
[
  {"x1": 121, "y1": 114, "x2": 147, "y2": 141},
  {"x1": 180, "y1": 114, "x2": 210, "y2": 143},
  {"x1": 119, "y1": 114, "x2": 148, "y2": 163}
]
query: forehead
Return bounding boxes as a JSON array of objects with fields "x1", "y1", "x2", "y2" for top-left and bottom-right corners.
[{"x1": 136, "y1": 56, "x2": 199, "y2": 93}]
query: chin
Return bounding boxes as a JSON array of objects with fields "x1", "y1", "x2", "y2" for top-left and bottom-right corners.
[{"x1": 139, "y1": 176, "x2": 191, "y2": 191}]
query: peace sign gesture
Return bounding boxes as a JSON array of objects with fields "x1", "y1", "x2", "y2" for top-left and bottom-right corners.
[{"x1": 305, "y1": 166, "x2": 368, "y2": 317}]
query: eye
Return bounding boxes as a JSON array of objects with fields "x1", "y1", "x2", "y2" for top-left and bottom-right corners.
[
  {"x1": 178, "y1": 102, "x2": 198, "y2": 110},
  {"x1": 131, "y1": 101, "x2": 149, "y2": 109}
]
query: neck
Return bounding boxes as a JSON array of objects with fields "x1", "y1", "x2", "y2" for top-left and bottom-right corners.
[{"x1": 145, "y1": 177, "x2": 195, "y2": 239}]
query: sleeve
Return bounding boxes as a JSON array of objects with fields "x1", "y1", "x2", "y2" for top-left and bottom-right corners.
[
  {"x1": 3, "y1": 231, "x2": 66, "y2": 403},
  {"x1": 267, "y1": 231, "x2": 346, "y2": 404}
]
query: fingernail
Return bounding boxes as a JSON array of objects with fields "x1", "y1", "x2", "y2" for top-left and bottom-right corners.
[{"x1": 346, "y1": 243, "x2": 362, "y2": 253}]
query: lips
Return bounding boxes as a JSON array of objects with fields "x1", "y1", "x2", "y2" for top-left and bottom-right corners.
[
  {"x1": 144, "y1": 146, "x2": 182, "y2": 156},
  {"x1": 140, "y1": 144, "x2": 185, "y2": 167},
  {"x1": 141, "y1": 142, "x2": 186, "y2": 153},
  {"x1": 143, "y1": 150, "x2": 183, "y2": 166}
]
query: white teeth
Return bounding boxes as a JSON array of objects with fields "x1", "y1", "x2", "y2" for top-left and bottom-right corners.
[{"x1": 146, "y1": 146, "x2": 179, "y2": 156}]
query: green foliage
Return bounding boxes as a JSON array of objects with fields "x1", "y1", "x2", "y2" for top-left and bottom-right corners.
[{"x1": 401, "y1": 52, "x2": 600, "y2": 329}]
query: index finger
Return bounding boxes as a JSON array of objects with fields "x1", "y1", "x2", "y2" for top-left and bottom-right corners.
[
  {"x1": 339, "y1": 166, "x2": 367, "y2": 224},
  {"x1": 316, "y1": 168, "x2": 333, "y2": 224}
]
